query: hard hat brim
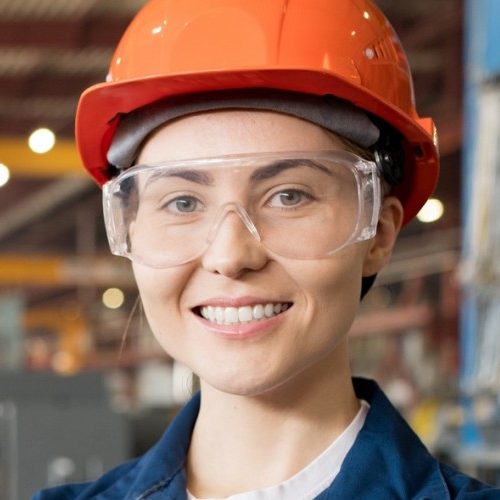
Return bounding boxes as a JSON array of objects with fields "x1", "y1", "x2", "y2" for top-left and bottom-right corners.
[{"x1": 76, "y1": 67, "x2": 439, "y2": 225}]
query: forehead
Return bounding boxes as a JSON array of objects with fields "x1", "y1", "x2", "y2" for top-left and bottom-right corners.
[{"x1": 136, "y1": 110, "x2": 345, "y2": 164}]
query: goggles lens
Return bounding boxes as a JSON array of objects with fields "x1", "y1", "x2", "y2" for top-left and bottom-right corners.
[{"x1": 103, "y1": 151, "x2": 381, "y2": 268}]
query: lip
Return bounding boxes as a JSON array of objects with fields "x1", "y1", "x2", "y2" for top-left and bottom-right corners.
[{"x1": 191, "y1": 301, "x2": 292, "y2": 340}]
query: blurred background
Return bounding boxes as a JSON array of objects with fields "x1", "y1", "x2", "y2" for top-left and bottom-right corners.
[{"x1": 0, "y1": 0, "x2": 499, "y2": 497}]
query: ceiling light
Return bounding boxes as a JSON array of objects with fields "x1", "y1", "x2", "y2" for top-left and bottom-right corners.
[
  {"x1": 28, "y1": 128, "x2": 56, "y2": 154},
  {"x1": 102, "y1": 288, "x2": 125, "y2": 310},
  {"x1": 0, "y1": 163, "x2": 10, "y2": 187},
  {"x1": 417, "y1": 199, "x2": 444, "y2": 223}
]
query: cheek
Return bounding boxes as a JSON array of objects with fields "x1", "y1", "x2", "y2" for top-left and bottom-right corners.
[
  {"x1": 292, "y1": 249, "x2": 365, "y2": 340},
  {"x1": 131, "y1": 263, "x2": 192, "y2": 352}
]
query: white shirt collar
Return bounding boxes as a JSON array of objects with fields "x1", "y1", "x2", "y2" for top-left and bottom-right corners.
[{"x1": 187, "y1": 399, "x2": 370, "y2": 500}]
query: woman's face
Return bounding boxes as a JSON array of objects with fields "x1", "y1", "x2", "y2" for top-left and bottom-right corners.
[{"x1": 133, "y1": 110, "x2": 380, "y2": 396}]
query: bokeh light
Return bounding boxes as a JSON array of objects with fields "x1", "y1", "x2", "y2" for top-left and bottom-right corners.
[
  {"x1": 0, "y1": 163, "x2": 10, "y2": 187},
  {"x1": 417, "y1": 198, "x2": 444, "y2": 224},
  {"x1": 102, "y1": 288, "x2": 125, "y2": 309},
  {"x1": 28, "y1": 128, "x2": 56, "y2": 154}
]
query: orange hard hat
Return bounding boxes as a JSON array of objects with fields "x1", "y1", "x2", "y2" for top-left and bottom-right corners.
[{"x1": 76, "y1": 0, "x2": 439, "y2": 225}]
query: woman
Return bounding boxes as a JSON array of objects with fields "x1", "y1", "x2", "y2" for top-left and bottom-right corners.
[{"x1": 34, "y1": 0, "x2": 498, "y2": 498}]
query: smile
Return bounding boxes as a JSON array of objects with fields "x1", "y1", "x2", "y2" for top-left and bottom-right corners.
[{"x1": 196, "y1": 303, "x2": 292, "y2": 325}]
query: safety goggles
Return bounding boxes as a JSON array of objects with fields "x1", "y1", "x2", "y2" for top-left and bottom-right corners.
[{"x1": 103, "y1": 151, "x2": 381, "y2": 268}]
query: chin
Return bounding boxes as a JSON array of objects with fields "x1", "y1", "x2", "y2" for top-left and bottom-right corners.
[
  {"x1": 209, "y1": 381, "x2": 271, "y2": 397},
  {"x1": 196, "y1": 363, "x2": 283, "y2": 397},
  {"x1": 196, "y1": 359, "x2": 312, "y2": 398}
]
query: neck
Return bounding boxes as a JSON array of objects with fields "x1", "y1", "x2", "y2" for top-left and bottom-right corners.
[{"x1": 186, "y1": 342, "x2": 359, "y2": 498}]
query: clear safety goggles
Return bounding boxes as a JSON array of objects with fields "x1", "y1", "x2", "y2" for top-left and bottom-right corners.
[{"x1": 102, "y1": 151, "x2": 381, "y2": 268}]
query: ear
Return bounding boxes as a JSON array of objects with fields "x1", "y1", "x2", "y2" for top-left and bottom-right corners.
[{"x1": 362, "y1": 196, "x2": 404, "y2": 276}]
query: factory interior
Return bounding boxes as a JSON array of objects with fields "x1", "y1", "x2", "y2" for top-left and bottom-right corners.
[{"x1": 0, "y1": 0, "x2": 499, "y2": 497}]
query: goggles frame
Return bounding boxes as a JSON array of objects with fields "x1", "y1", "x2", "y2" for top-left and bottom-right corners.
[{"x1": 103, "y1": 150, "x2": 382, "y2": 268}]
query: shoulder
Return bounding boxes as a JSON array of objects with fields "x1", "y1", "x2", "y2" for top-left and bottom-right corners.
[
  {"x1": 343, "y1": 379, "x2": 500, "y2": 499},
  {"x1": 31, "y1": 393, "x2": 200, "y2": 499},
  {"x1": 439, "y1": 462, "x2": 500, "y2": 498}
]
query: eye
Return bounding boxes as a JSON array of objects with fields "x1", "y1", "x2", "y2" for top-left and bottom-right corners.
[
  {"x1": 164, "y1": 195, "x2": 203, "y2": 213},
  {"x1": 267, "y1": 189, "x2": 313, "y2": 208}
]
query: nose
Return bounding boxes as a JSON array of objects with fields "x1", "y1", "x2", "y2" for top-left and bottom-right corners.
[{"x1": 201, "y1": 205, "x2": 269, "y2": 278}]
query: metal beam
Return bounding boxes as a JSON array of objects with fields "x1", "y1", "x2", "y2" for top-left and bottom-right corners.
[
  {"x1": 350, "y1": 304, "x2": 434, "y2": 337},
  {"x1": 0, "y1": 254, "x2": 134, "y2": 287},
  {"x1": 0, "y1": 178, "x2": 90, "y2": 243},
  {"x1": 0, "y1": 47, "x2": 112, "y2": 77},
  {"x1": 0, "y1": 137, "x2": 83, "y2": 177},
  {"x1": 0, "y1": 19, "x2": 127, "y2": 48},
  {"x1": 0, "y1": 0, "x2": 144, "y2": 21}
]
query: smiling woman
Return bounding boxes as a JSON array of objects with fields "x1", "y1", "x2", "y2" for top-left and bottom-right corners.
[
  {"x1": 33, "y1": 0, "x2": 499, "y2": 499},
  {"x1": 130, "y1": 110, "x2": 377, "y2": 403}
]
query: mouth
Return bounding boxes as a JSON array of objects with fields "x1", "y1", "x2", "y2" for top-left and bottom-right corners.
[{"x1": 192, "y1": 302, "x2": 293, "y2": 326}]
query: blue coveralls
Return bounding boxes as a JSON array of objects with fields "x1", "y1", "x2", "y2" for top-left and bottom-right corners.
[{"x1": 33, "y1": 378, "x2": 500, "y2": 499}]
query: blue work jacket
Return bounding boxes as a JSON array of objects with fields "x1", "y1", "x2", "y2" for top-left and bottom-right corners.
[{"x1": 33, "y1": 378, "x2": 499, "y2": 499}]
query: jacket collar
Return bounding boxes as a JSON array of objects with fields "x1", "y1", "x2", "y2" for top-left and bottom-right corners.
[
  {"x1": 115, "y1": 378, "x2": 449, "y2": 499},
  {"x1": 120, "y1": 392, "x2": 200, "y2": 499},
  {"x1": 319, "y1": 378, "x2": 449, "y2": 499}
]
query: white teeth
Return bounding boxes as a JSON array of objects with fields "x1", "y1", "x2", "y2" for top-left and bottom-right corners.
[
  {"x1": 199, "y1": 302, "x2": 290, "y2": 325},
  {"x1": 225, "y1": 307, "x2": 239, "y2": 324},
  {"x1": 253, "y1": 304, "x2": 264, "y2": 319},
  {"x1": 238, "y1": 306, "x2": 253, "y2": 322},
  {"x1": 208, "y1": 307, "x2": 216, "y2": 322},
  {"x1": 264, "y1": 303, "x2": 274, "y2": 318},
  {"x1": 215, "y1": 307, "x2": 225, "y2": 323}
]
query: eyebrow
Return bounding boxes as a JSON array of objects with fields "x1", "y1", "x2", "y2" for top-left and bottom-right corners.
[
  {"x1": 144, "y1": 159, "x2": 332, "y2": 187},
  {"x1": 145, "y1": 168, "x2": 214, "y2": 187},
  {"x1": 249, "y1": 159, "x2": 333, "y2": 181}
]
